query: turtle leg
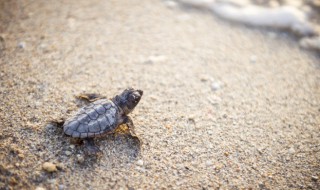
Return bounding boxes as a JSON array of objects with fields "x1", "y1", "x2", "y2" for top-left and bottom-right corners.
[
  {"x1": 76, "y1": 93, "x2": 106, "y2": 102},
  {"x1": 123, "y1": 116, "x2": 141, "y2": 144},
  {"x1": 83, "y1": 138, "x2": 101, "y2": 155}
]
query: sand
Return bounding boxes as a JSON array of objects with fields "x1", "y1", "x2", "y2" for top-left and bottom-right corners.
[{"x1": 0, "y1": 0, "x2": 319, "y2": 189}]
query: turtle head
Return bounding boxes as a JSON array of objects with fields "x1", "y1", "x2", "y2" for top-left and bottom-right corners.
[{"x1": 113, "y1": 88, "x2": 143, "y2": 115}]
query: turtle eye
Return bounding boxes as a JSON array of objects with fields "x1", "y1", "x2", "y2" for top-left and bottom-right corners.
[{"x1": 129, "y1": 94, "x2": 135, "y2": 102}]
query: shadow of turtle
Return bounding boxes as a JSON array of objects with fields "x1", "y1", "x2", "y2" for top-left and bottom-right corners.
[
  {"x1": 43, "y1": 93, "x2": 141, "y2": 172},
  {"x1": 44, "y1": 121, "x2": 140, "y2": 171}
]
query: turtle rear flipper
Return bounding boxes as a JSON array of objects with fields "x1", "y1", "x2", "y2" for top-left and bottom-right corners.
[
  {"x1": 83, "y1": 138, "x2": 101, "y2": 155},
  {"x1": 47, "y1": 118, "x2": 65, "y2": 128}
]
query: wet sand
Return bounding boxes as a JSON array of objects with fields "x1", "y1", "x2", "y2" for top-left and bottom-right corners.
[{"x1": 0, "y1": 0, "x2": 319, "y2": 189}]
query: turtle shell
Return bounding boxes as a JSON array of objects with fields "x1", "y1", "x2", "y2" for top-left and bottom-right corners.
[{"x1": 63, "y1": 99, "x2": 120, "y2": 138}]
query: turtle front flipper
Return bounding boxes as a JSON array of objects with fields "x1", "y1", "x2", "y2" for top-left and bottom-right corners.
[
  {"x1": 83, "y1": 138, "x2": 101, "y2": 155},
  {"x1": 76, "y1": 93, "x2": 107, "y2": 102},
  {"x1": 123, "y1": 116, "x2": 141, "y2": 144}
]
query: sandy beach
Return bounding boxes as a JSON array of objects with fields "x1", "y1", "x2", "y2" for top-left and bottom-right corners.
[{"x1": 0, "y1": 0, "x2": 319, "y2": 189}]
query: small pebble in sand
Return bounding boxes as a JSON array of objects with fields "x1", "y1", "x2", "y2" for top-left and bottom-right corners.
[
  {"x1": 56, "y1": 163, "x2": 65, "y2": 170},
  {"x1": 214, "y1": 163, "x2": 223, "y2": 171},
  {"x1": 42, "y1": 162, "x2": 57, "y2": 172},
  {"x1": 188, "y1": 115, "x2": 196, "y2": 124},
  {"x1": 77, "y1": 154, "x2": 85, "y2": 164},
  {"x1": 311, "y1": 176, "x2": 318, "y2": 181},
  {"x1": 200, "y1": 75, "x2": 213, "y2": 82},
  {"x1": 145, "y1": 55, "x2": 167, "y2": 64},
  {"x1": 288, "y1": 147, "x2": 295, "y2": 154},
  {"x1": 165, "y1": 125, "x2": 173, "y2": 131},
  {"x1": 137, "y1": 159, "x2": 144, "y2": 166},
  {"x1": 205, "y1": 160, "x2": 212, "y2": 167},
  {"x1": 200, "y1": 77, "x2": 208, "y2": 82},
  {"x1": 65, "y1": 150, "x2": 72, "y2": 156},
  {"x1": 211, "y1": 82, "x2": 221, "y2": 91},
  {"x1": 250, "y1": 55, "x2": 257, "y2": 63},
  {"x1": 18, "y1": 153, "x2": 25, "y2": 159},
  {"x1": 18, "y1": 41, "x2": 26, "y2": 49},
  {"x1": 38, "y1": 43, "x2": 50, "y2": 53},
  {"x1": 149, "y1": 95, "x2": 158, "y2": 101}
]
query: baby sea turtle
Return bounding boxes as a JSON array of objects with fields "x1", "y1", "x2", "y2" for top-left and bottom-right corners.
[{"x1": 63, "y1": 88, "x2": 143, "y2": 154}]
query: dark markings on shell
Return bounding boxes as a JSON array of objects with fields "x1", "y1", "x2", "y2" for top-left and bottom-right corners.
[
  {"x1": 92, "y1": 107, "x2": 101, "y2": 116},
  {"x1": 65, "y1": 127, "x2": 73, "y2": 136},
  {"x1": 106, "y1": 114, "x2": 114, "y2": 126},
  {"x1": 104, "y1": 114, "x2": 111, "y2": 129},
  {"x1": 86, "y1": 109, "x2": 99, "y2": 120},
  {"x1": 103, "y1": 103, "x2": 112, "y2": 111},
  {"x1": 95, "y1": 105, "x2": 106, "y2": 114},
  {"x1": 76, "y1": 114, "x2": 89, "y2": 124},
  {"x1": 69, "y1": 120, "x2": 80, "y2": 129},
  {"x1": 97, "y1": 116, "x2": 108, "y2": 131}
]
